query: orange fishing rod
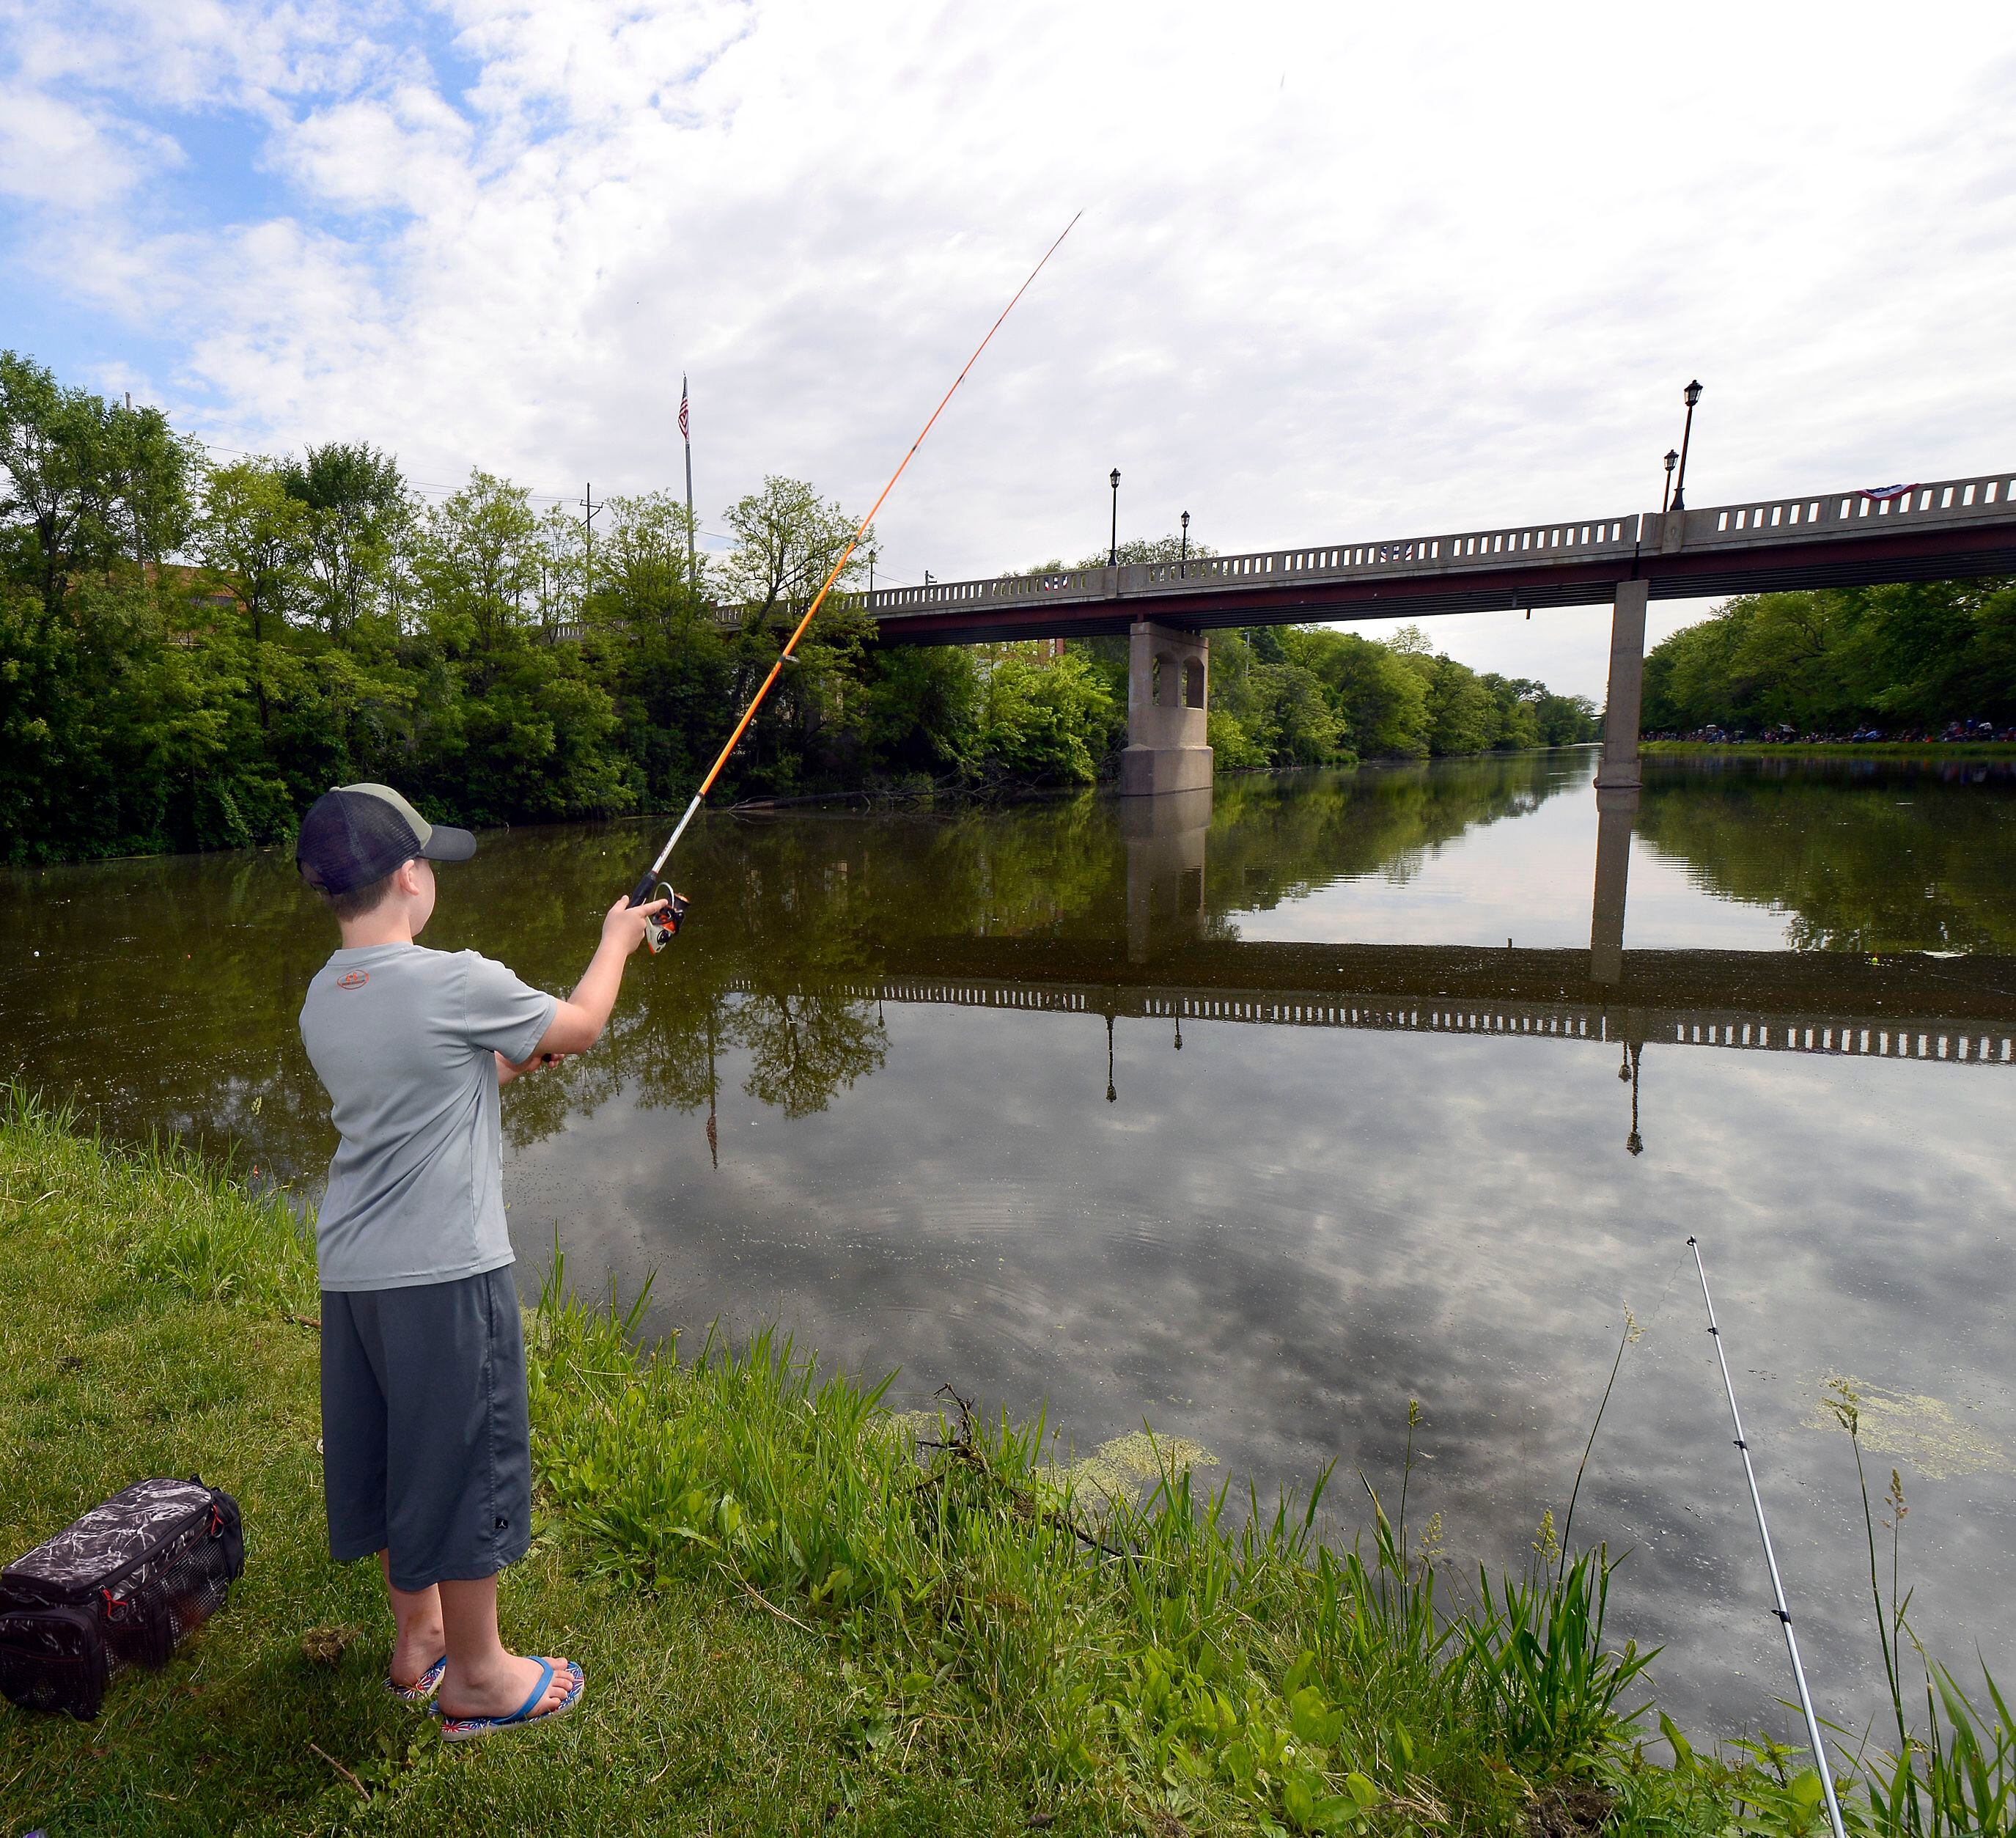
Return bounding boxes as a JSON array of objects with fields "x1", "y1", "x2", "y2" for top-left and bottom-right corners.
[{"x1": 629, "y1": 212, "x2": 1083, "y2": 951}]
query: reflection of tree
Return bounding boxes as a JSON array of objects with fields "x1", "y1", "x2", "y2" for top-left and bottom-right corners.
[
  {"x1": 1633, "y1": 762, "x2": 2016, "y2": 953},
  {"x1": 4, "y1": 746, "x2": 1615, "y2": 1173},
  {"x1": 729, "y1": 989, "x2": 888, "y2": 1119},
  {"x1": 1203, "y1": 752, "x2": 1586, "y2": 921}
]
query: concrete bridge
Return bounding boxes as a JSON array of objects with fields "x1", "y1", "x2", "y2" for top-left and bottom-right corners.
[{"x1": 851, "y1": 465, "x2": 2016, "y2": 797}]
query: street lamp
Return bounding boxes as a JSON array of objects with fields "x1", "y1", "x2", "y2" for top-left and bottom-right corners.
[
  {"x1": 1180, "y1": 509, "x2": 1191, "y2": 578},
  {"x1": 1108, "y1": 468, "x2": 1121, "y2": 567},
  {"x1": 1670, "y1": 381, "x2": 1702, "y2": 512},
  {"x1": 1661, "y1": 449, "x2": 1679, "y2": 514}
]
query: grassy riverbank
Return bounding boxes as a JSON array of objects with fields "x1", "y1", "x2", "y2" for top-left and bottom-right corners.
[{"x1": 1, "y1": 1091, "x2": 2003, "y2": 1836}]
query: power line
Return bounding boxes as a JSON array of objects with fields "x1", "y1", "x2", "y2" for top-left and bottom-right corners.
[{"x1": 183, "y1": 436, "x2": 740, "y2": 545}]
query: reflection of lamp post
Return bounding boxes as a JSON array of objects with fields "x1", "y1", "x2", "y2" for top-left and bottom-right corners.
[
  {"x1": 1669, "y1": 381, "x2": 1702, "y2": 512},
  {"x1": 705, "y1": 1001, "x2": 718, "y2": 1170},
  {"x1": 1105, "y1": 1010, "x2": 1116, "y2": 1103},
  {"x1": 1173, "y1": 1012, "x2": 1182, "y2": 1051},
  {"x1": 1622, "y1": 1043, "x2": 1644, "y2": 1156},
  {"x1": 1661, "y1": 449, "x2": 1679, "y2": 514},
  {"x1": 1180, "y1": 510, "x2": 1191, "y2": 578},
  {"x1": 1108, "y1": 468, "x2": 1121, "y2": 567}
]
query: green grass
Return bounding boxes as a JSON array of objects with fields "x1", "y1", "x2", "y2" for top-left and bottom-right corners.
[{"x1": 1, "y1": 1087, "x2": 2007, "y2": 1837}]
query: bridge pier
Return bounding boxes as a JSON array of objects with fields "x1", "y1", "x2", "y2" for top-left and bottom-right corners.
[
  {"x1": 1120, "y1": 620, "x2": 1213, "y2": 796},
  {"x1": 1594, "y1": 578, "x2": 1649, "y2": 791}
]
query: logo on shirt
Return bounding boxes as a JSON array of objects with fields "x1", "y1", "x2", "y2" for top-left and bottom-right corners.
[{"x1": 336, "y1": 971, "x2": 370, "y2": 990}]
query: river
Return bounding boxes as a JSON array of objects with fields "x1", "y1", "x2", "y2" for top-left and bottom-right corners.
[{"x1": 5, "y1": 745, "x2": 2014, "y2": 1744}]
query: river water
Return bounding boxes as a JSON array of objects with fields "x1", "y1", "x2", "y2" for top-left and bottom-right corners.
[{"x1": 5, "y1": 745, "x2": 2015, "y2": 1743}]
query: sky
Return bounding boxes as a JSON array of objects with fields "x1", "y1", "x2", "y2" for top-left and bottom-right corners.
[{"x1": 4, "y1": 0, "x2": 2015, "y2": 701}]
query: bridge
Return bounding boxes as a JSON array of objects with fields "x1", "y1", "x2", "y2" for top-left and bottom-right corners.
[{"x1": 839, "y1": 466, "x2": 2016, "y2": 798}]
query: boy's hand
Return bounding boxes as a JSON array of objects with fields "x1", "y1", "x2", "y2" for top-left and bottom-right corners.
[{"x1": 601, "y1": 894, "x2": 669, "y2": 958}]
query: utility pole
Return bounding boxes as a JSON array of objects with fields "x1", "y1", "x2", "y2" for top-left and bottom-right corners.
[
  {"x1": 680, "y1": 376, "x2": 696, "y2": 588},
  {"x1": 578, "y1": 483, "x2": 602, "y2": 602}
]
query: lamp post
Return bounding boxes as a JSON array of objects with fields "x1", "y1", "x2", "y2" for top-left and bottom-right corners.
[
  {"x1": 1108, "y1": 468, "x2": 1121, "y2": 567},
  {"x1": 1670, "y1": 381, "x2": 1702, "y2": 512},
  {"x1": 1180, "y1": 509, "x2": 1190, "y2": 578},
  {"x1": 1661, "y1": 449, "x2": 1679, "y2": 514}
]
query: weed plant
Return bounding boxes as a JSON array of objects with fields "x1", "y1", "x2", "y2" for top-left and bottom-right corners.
[{"x1": 531, "y1": 1265, "x2": 1661, "y2": 1834}]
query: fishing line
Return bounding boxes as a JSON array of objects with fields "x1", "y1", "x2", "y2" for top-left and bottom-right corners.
[
  {"x1": 626, "y1": 211, "x2": 1085, "y2": 949},
  {"x1": 1688, "y1": 1235, "x2": 1847, "y2": 1838}
]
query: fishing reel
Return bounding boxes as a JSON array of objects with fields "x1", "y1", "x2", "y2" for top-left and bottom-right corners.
[{"x1": 628, "y1": 877, "x2": 690, "y2": 955}]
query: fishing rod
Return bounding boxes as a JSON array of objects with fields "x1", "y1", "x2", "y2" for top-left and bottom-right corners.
[
  {"x1": 1688, "y1": 1236, "x2": 1847, "y2": 1838},
  {"x1": 626, "y1": 211, "x2": 1085, "y2": 953}
]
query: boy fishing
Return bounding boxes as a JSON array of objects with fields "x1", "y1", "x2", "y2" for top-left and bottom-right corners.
[{"x1": 294, "y1": 783, "x2": 668, "y2": 1740}]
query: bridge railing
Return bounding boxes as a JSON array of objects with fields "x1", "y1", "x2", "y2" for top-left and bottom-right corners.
[
  {"x1": 864, "y1": 515, "x2": 1642, "y2": 620},
  {"x1": 1651, "y1": 466, "x2": 2016, "y2": 554}
]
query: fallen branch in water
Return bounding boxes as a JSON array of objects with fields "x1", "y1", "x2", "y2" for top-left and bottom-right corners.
[{"x1": 916, "y1": 1383, "x2": 1133, "y2": 1562}]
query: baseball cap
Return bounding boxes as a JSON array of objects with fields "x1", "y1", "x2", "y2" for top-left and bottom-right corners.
[{"x1": 295, "y1": 783, "x2": 477, "y2": 896}]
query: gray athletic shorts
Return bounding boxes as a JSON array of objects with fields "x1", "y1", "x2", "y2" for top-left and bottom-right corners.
[{"x1": 319, "y1": 1265, "x2": 532, "y2": 1594}]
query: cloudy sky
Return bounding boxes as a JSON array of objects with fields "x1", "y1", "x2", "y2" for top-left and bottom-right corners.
[{"x1": 4, "y1": 0, "x2": 2014, "y2": 698}]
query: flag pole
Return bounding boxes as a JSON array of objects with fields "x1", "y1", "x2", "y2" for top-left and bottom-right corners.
[{"x1": 681, "y1": 375, "x2": 696, "y2": 587}]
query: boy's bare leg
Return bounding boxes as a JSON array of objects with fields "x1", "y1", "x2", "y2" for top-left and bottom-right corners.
[
  {"x1": 435, "y1": 1573, "x2": 574, "y2": 1720},
  {"x1": 380, "y1": 1551, "x2": 446, "y2": 1689}
]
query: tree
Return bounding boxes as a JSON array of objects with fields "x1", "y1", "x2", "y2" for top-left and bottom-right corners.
[
  {"x1": 279, "y1": 441, "x2": 408, "y2": 639},
  {"x1": 196, "y1": 459, "x2": 312, "y2": 731},
  {"x1": 0, "y1": 350, "x2": 196, "y2": 615},
  {"x1": 721, "y1": 477, "x2": 866, "y2": 623},
  {"x1": 413, "y1": 471, "x2": 543, "y2": 657}
]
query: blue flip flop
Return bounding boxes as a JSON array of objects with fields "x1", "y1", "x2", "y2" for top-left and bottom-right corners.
[
  {"x1": 386, "y1": 1654, "x2": 447, "y2": 1704},
  {"x1": 435, "y1": 1659, "x2": 584, "y2": 1742}
]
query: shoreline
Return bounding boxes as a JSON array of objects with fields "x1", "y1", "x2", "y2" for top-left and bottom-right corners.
[
  {"x1": 1, "y1": 1089, "x2": 1993, "y2": 1835},
  {"x1": 1641, "y1": 740, "x2": 2016, "y2": 760}
]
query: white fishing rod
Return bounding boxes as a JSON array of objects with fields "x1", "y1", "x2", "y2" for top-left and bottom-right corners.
[{"x1": 1688, "y1": 1235, "x2": 1847, "y2": 1838}]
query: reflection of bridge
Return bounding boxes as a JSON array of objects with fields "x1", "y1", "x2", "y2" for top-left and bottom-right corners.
[{"x1": 779, "y1": 943, "x2": 2016, "y2": 1070}]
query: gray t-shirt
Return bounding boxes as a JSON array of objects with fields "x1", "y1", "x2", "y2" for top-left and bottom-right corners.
[{"x1": 299, "y1": 944, "x2": 557, "y2": 1293}]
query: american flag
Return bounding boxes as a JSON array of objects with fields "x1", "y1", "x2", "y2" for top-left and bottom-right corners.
[{"x1": 679, "y1": 378, "x2": 690, "y2": 444}]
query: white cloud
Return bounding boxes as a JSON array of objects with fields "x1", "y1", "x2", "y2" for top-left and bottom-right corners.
[{"x1": 5, "y1": 0, "x2": 2016, "y2": 696}]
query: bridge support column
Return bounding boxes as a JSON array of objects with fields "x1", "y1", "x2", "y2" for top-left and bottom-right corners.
[
  {"x1": 1594, "y1": 578, "x2": 1649, "y2": 792},
  {"x1": 1120, "y1": 620, "x2": 1213, "y2": 796}
]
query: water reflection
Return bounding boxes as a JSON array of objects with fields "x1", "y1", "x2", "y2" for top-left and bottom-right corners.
[{"x1": 6, "y1": 748, "x2": 2016, "y2": 1740}]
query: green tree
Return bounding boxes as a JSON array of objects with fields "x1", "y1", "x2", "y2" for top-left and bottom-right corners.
[
  {"x1": 279, "y1": 441, "x2": 407, "y2": 639},
  {"x1": 722, "y1": 477, "x2": 866, "y2": 624},
  {"x1": 196, "y1": 459, "x2": 312, "y2": 732},
  {"x1": 976, "y1": 650, "x2": 1116, "y2": 784},
  {"x1": 414, "y1": 471, "x2": 543, "y2": 656},
  {"x1": 0, "y1": 350, "x2": 195, "y2": 614}
]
